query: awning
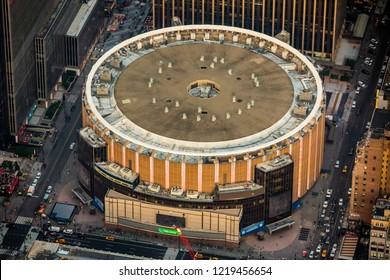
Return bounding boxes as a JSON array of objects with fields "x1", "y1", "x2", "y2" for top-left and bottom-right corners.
[{"x1": 266, "y1": 216, "x2": 295, "y2": 234}]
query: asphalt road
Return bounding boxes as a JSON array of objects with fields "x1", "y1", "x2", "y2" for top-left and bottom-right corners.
[
  {"x1": 18, "y1": 80, "x2": 83, "y2": 219},
  {"x1": 37, "y1": 232, "x2": 170, "y2": 259}
]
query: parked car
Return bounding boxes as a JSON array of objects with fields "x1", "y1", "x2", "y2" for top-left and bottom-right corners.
[
  {"x1": 348, "y1": 188, "x2": 352, "y2": 195},
  {"x1": 326, "y1": 188, "x2": 333, "y2": 198},
  {"x1": 309, "y1": 250, "x2": 315, "y2": 259},
  {"x1": 46, "y1": 185, "x2": 53, "y2": 194},
  {"x1": 63, "y1": 229, "x2": 73, "y2": 235},
  {"x1": 35, "y1": 172, "x2": 42, "y2": 179},
  {"x1": 330, "y1": 248, "x2": 337, "y2": 258},
  {"x1": 321, "y1": 208, "x2": 326, "y2": 218},
  {"x1": 370, "y1": 38, "x2": 379, "y2": 44},
  {"x1": 352, "y1": 101, "x2": 356, "y2": 108},
  {"x1": 316, "y1": 244, "x2": 322, "y2": 253},
  {"x1": 323, "y1": 201, "x2": 329, "y2": 209}
]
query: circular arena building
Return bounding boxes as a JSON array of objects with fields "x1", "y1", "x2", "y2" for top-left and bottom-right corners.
[{"x1": 80, "y1": 25, "x2": 325, "y2": 246}]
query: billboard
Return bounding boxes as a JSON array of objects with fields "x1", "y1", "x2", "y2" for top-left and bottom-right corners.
[{"x1": 156, "y1": 214, "x2": 185, "y2": 228}]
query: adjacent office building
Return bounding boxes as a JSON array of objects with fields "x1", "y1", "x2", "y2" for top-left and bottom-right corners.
[
  {"x1": 152, "y1": 0, "x2": 348, "y2": 60},
  {"x1": 65, "y1": 0, "x2": 105, "y2": 71},
  {"x1": 0, "y1": 4, "x2": 9, "y2": 149},
  {"x1": 0, "y1": 0, "x2": 56, "y2": 147},
  {"x1": 351, "y1": 118, "x2": 390, "y2": 224},
  {"x1": 35, "y1": 0, "x2": 82, "y2": 101},
  {"x1": 0, "y1": 0, "x2": 104, "y2": 147}
]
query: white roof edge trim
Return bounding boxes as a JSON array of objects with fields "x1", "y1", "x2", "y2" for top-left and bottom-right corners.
[{"x1": 86, "y1": 25, "x2": 323, "y2": 157}]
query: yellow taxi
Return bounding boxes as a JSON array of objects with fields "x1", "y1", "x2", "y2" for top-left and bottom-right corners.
[
  {"x1": 56, "y1": 237, "x2": 66, "y2": 244},
  {"x1": 342, "y1": 165, "x2": 348, "y2": 173},
  {"x1": 194, "y1": 252, "x2": 204, "y2": 259},
  {"x1": 105, "y1": 235, "x2": 115, "y2": 241},
  {"x1": 321, "y1": 249, "x2": 327, "y2": 258}
]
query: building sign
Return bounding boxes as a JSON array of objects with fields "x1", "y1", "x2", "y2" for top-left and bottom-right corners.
[
  {"x1": 240, "y1": 220, "x2": 266, "y2": 236},
  {"x1": 158, "y1": 227, "x2": 180, "y2": 236}
]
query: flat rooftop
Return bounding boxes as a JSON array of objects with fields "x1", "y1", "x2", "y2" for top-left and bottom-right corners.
[
  {"x1": 66, "y1": 0, "x2": 97, "y2": 37},
  {"x1": 115, "y1": 43, "x2": 294, "y2": 142}
]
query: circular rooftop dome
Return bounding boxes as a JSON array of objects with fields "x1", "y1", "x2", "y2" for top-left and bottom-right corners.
[
  {"x1": 85, "y1": 25, "x2": 323, "y2": 157},
  {"x1": 114, "y1": 43, "x2": 294, "y2": 142}
]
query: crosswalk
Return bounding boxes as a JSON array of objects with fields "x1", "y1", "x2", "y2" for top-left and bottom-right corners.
[
  {"x1": 15, "y1": 216, "x2": 33, "y2": 225},
  {"x1": 0, "y1": 248, "x2": 18, "y2": 256},
  {"x1": 298, "y1": 227, "x2": 310, "y2": 241}
]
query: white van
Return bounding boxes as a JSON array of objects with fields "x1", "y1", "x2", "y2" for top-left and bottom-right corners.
[
  {"x1": 27, "y1": 186, "x2": 35, "y2": 197},
  {"x1": 48, "y1": 226, "x2": 61, "y2": 232}
]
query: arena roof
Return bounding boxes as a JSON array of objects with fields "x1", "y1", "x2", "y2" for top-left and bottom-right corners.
[{"x1": 85, "y1": 25, "x2": 324, "y2": 158}]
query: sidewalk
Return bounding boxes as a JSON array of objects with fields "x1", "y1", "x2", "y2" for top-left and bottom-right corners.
[{"x1": 42, "y1": 148, "x2": 105, "y2": 230}]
